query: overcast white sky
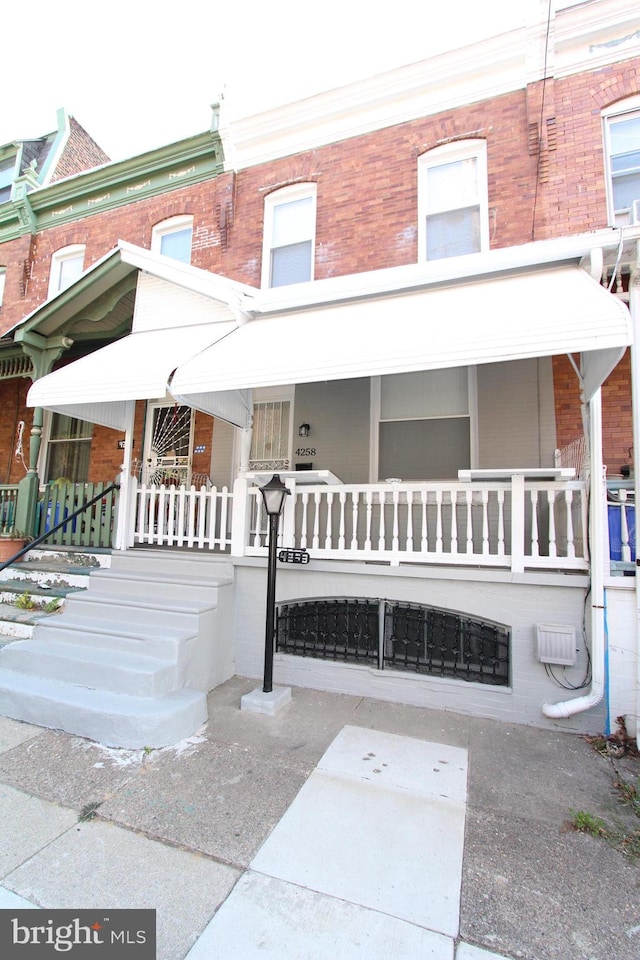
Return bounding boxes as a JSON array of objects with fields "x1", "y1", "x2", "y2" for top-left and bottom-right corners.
[{"x1": 2, "y1": 0, "x2": 580, "y2": 162}]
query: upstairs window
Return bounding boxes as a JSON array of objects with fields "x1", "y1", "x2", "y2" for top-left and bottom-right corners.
[
  {"x1": 418, "y1": 140, "x2": 489, "y2": 261},
  {"x1": 0, "y1": 156, "x2": 16, "y2": 205},
  {"x1": 0, "y1": 268, "x2": 5, "y2": 308},
  {"x1": 48, "y1": 245, "x2": 86, "y2": 298},
  {"x1": 604, "y1": 99, "x2": 640, "y2": 226},
  {"x1": 262, "y1": 184, "x2": 316, "y2": 287},
  {"x1": 152, "y1": 215, "x2": 193, "y2": 263}
]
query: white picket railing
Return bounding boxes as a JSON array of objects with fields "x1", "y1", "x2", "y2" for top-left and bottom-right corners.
[
  {"x1": 127, "y1": 475, "x2": 589, "y2": 573},
  {"x1": 131, "y1": 479, "x2": 232, "y2": 550},
  {"x1": 234, "y1": 476, "x2": 588, "y2": 572}
]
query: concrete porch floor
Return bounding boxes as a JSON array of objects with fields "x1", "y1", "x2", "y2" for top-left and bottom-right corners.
[{"x1": 0, "y1": 676, "x2": 638, "y2": 959}]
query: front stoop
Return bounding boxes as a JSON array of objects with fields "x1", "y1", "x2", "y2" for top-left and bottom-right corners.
[{"x1": 0, "y1": 550, "x2": 235, "y2": 748}]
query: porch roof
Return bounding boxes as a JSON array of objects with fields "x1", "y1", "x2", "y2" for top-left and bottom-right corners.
[
  {"x1": 26, "y1": 320, "x2": 244, "y2": 430},
  {"x1": 170, "y1": 263, "x2": 631, "y2": 421}
]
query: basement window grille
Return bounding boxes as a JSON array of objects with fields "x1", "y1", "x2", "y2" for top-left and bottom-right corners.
[{"x1": 276, "y1": 599, "x2": 510, "y2": 686}]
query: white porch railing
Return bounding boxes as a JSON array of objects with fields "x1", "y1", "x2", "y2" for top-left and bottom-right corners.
[
  {"x1": 232, "y1": 476, "x2": 589, "y2": 573},
  {"x1": 131, "y1": 478, "x2": 232, "y2": 550}
]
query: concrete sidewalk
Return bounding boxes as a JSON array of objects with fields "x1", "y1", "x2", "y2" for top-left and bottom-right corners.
[{"x1": 0, "y1": 676, "x2": 637, "y2": 959}]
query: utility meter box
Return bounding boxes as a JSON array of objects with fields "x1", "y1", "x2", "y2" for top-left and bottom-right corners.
[{"x1": 536, "y1": 623, "x2": 577, "y2": 666}]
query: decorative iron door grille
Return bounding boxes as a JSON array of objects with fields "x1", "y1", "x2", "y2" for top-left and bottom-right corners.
[{"x1": 276, "y1": 598, "x2": 509, "y2": 686}]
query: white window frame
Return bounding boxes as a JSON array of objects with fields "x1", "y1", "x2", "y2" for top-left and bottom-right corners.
[
  {"x1": 261, "y1": 183, "x2": 317, "y2": 288},
  {"x1": 602, "y1": 95, "x2": 640, "y2": 227},
  {"x1": 369, "y1": 369, "x2": 478, "y2": 482},
  {"x1": 47, "y1": 244, "x2": 86, "y2": 298},
  {"x1": 151, "y1": 215, "x2": 194, "y2": 263},
  {"x1": 0, "y1": 267, "x2": 5, "y2": 308},
  {"x1": 417, "y1": 140, "x2": 489, "y2": 262}
]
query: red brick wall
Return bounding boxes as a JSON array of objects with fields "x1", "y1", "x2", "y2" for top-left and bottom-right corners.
[{"x1": 2, "y1": 54, "x2": 639, "y2": 482}]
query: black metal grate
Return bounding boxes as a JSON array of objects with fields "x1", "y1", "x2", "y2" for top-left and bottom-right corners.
[
  {"x1": 277, "y1": 599, "x2": 379, "y2": 664},
  {"x1": 383, "y1": 602, "x2": 509, "y2": 685},
  {"x1": 276, "y1": 598, "x2": 509, "y2": 686}
]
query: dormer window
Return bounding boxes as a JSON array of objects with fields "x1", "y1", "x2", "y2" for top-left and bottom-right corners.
[{"x1": 0, "y1": 156, "x2": 16, "y2": 205}]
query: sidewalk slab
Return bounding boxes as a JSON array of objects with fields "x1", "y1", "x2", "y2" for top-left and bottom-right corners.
[
  {"x1": 0, "y1": 783, "x2": 77, "y2": 876},
  {"x1": 186, "y1": 869, "x2": 454, "y2": 960},
  {"x1": 318, "y1": 724, "x2": 468, "y2": 800},
  {"x1": 0, "y1": 715, "x2": 44, "y2": 754},
  {"x1": 99, "y1": 737, "x2": 312, "y2": 867},
  {"x1": 251, "y1": 728, "x2": 467, "y2": 938},
  {"x1": 3, "y1": 818, "x2": 240, "y2": 960}
]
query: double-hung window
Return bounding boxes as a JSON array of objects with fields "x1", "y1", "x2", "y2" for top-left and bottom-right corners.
[
  {"x1": 418, "y1": 140, "x2": 489, "y2": 261},
  {"x1": 262, "y1": 184, "x2": 316, "y2": 287},
  {"x1": 48, "y1": 245, "x2": 86, "y2": 298},
  {"x1": 603, "y1": 98, "x2": 640, "y2": 226},
  {"x1": 372, "y1": 368, "x2": 477, "y2": 481},
  {"x1": 152, "y1": 215, "x2": 193, "y2": 263}
]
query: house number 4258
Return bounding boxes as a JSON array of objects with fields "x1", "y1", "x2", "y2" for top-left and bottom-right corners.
[{"x1": 295, "y1": 447, "x2": 316, "y2": 456}]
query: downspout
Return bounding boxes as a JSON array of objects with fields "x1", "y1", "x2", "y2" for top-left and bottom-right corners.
[
  {"x1": 543, "y1": 388, "x2": 606, "y2": 719},
  {"x1": 630, "y1": 264, "x2": 640, "y2": 750}
]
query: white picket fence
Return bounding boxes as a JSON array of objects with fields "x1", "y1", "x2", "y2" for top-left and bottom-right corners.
[{"x1": 131, "y1": 478, "x2": 232, "y2": 550}]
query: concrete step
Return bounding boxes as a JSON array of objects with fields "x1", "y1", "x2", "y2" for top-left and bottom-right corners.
[
  {"x1": 33, "y1": 618, "x2": 195, "y2": 660},
  {"x1": 0, "y1": 548, "x2": 108, "y2": 642},
  {"x1": 0, "y1": 638, "x2": 179, "y2": 697},
  {"x1": 111, "y1": 548, "x2": 233, "y2": 581},
  {"x1": 87, "y1": 567, "x2": 232, "y2": 603},
  {"x1": 64, "y1": 591, "x2": 217, "y2": 631},
  {"x1": 0, "y1": 668, "x2": 208, "y2": 748}
]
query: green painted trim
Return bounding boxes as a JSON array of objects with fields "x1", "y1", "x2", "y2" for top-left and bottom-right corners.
[
  {"x1": 0, "y1": 129, "x2": 223, "y2": 240},
  {"x1": 30, "y1": 131, "x2": 223, "y2": 229}
]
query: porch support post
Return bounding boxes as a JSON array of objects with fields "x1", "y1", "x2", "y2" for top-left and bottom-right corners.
[
  {"x1": 13, "y1": 333, "x2": 74, "y2": 537},
  {"x1": 113, "y1": 400, "x2": 136, "y2": 550},
  {"x1": 510, "y1": 473, "x2": 525, "y2": 573},
  {"x1": 231, "y1": 477, "x2": 250, "y2": 557}
]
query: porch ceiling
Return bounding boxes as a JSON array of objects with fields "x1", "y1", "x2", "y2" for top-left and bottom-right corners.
[
  {"x1": 170, "y1": 264, "x2": 632, "y2": 405},
  {"x1": 26, "y1": 320, "x2": 241, "y2": 430}
]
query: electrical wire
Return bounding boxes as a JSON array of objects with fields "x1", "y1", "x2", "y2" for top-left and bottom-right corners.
[{"x1": 531, "y1": 0, "x2": 554, "y2": 241}]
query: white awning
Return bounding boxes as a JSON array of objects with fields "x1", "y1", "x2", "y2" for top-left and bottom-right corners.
[
  {"x1": 171, "y1": 265, "x2": 632, "y2": 404},
  {"x1": 27, "y1": 321, "x2": 247, "y2": 430}
]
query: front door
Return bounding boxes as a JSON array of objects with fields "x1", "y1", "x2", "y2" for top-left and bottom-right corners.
[{"x1": 142, "y1": 402, "x2": 194, "y2": 486}]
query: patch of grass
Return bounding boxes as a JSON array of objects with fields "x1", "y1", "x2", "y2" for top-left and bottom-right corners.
[
  {"x1": 569, "y1": 809, "x2": 608, "y2": 837},
  {"x1": 43, "y1": 598, "x2": 61, "y2": 614},
  {"x1": 78, "y1": 801, "x2": 101, "y2": 822}
]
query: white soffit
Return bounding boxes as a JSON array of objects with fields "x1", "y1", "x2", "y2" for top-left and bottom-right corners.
[
  {"x1": 27, "y1": 321, "x2": 237, "y2": 430},
  {"x1": 171, "y1": 265, "x2": 632, "y2": 397}
]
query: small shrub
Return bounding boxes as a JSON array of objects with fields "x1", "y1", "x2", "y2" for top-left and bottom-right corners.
[{"x1": 15, "y1": 591, "x2": 35, "y2": 610}]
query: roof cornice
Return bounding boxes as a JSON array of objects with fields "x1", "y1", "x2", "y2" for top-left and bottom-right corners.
[
  {"x1": 222, "y1": 0, "x2": 640, "y2": 169},
  {"x1": 0, "y1": 130, "x2": 224, "y2": 241}
]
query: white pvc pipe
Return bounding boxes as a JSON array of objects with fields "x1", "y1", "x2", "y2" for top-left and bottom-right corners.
[{"x1": 543, "y1": 389, "x2": 606, "y2": 719}]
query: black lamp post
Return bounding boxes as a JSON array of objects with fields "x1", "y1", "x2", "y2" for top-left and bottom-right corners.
[{"x1": 259, "y1": 474, "x2": 290, "y2": 694}]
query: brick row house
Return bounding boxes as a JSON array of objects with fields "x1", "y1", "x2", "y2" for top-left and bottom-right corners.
[{"x1": 0, "y1": 0, "x2": 638, "y2": 746}]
